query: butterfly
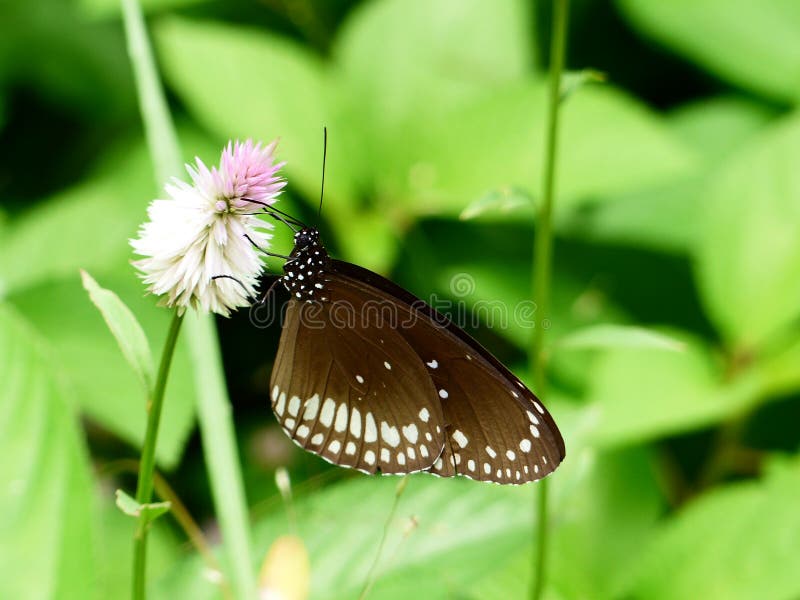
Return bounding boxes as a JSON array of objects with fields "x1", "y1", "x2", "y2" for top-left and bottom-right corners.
[{"x1": 264, "y1": 224, "x2": 565, "y2": 485}]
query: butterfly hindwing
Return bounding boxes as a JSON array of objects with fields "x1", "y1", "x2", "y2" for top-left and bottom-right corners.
[
  {"x1": 270, "y1": 291, "x2": 447, "y2": 475},
  {"x1": 330, "y1": 260, "x2": 565, "y2": 484}
]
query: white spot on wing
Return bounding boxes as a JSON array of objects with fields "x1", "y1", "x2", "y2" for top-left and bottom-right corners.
[
  {"x1": 275, "y1": 392, "x2": 286, "y2": 416},
  {"x1": 350, "y1": 407, "x2": 362, "y2": 438},
  {"x1": 303, "y1": 394, "x2": 320, "y2": 420},
  {"x1": 485, "y1": 446, "x2": 497, "y2": 458},
  {"x1": 364, "y1": 412, "x2": 378, "y2": 443},
  {"x1": 311, "y1": 433, "x2": 323, "y2": 445},
  {"x1": 534, "y1": 401, "x2": 545, "y2": 414},
  {"x1": 328, "y1": 440, "x2": 341, "y2": 454},
  {"x1": 419, "y1": 408, "x2": 430, "y2": 422},
  {"x1": 452, "y1": 430, "x2": 468, "y2": 448},
  {"x1": 468, "y1": 459, "x2": 476, "y2": 472},
  {"x1": 427, "y1": 359, "x2": 438, "y2": 369},
  {"x1": 381, "y1": 448, "x2": 390, "y2": 463},
  {"x1": 334, "y1": 403, "x2": 348, "y2": 432},
  {"x1": 438, "y1": 389, "x2": 449, "y2": 399},
  {"x1": 320, "y1": 398, "x2": 335, "y2": 427},
  {"x1": 287, "y1": 396, "x2": 300, "y2": 417},
  {"x1": 365, "y1": 450, "x2": 376, "y2": 465},
  {"x1": 296, "y1": 424, "x2": 309, "y2": 438},
  {"x1": 345, "y1": 441, "x2": 356, "y2": 456},
  {"x1": 384, "y1": 361, "x2": 392, "y2": 370},
  {"x1": 381, "y1": 422, "x2": 401, "y2": 447},
  {"x1": 506, "y1": 450, "x2": 516, "y2": 460},
  {"x1": 402, "y1": 424, "x2": 419, "y2": 444},
  {"x1": 520, "y1": 439, "x2": 532, "y2": 453},
  {"x1": 355, "y1": 374, "x2": 364, "y2": 384}
]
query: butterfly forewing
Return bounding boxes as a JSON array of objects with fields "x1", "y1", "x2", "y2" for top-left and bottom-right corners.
[{"x1": 270, "y1": 289, "x2": 447, "y2": 475}]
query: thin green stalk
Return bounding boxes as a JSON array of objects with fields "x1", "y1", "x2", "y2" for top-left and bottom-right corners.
[
  {"x1": 122, "y1": 1, "x2": 257, "y2": 598},
  {"x1": 358, "y1": 477, "x2": 409, "y2": 600},
  {"x1": 133, "y1": 311, "x2": 184, "y2": 600},
  {"x1": 530, "y1": 1, "x2": 570, "y2": 599}
]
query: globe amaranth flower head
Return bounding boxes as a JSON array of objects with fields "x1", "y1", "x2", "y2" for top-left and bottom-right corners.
[{"x1": 131, "y1": 139, "x2": 285, "y2": 316}]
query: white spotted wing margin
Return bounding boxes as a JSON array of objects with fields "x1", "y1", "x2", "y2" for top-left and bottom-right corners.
[
  {"x1": 329, "y1": 260, "x2": 566, "y2": 485},
  {"x1": 270, "y1": 288, "x2": 447, "y2": 475}
]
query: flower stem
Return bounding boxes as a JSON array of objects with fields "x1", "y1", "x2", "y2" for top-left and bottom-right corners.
[
  {"x1": 122, "y1": 1, "x2": 257, "y2": 598},
  {"x1": 133, "y1": 310, "x2": 184, "y2": 600},
  {"x1": 530, "y1": 1, "x2": 570, "y2": 599}
]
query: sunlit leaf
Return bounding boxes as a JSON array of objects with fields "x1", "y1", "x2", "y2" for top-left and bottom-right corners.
[
  {"x1": 258, "y1": 535, "x2": 310, "y2": 600},
  {"x1": 408, "y1": 81, "x2": 696, "y2": 216},
  {"x1": 632, "y1": 457, "x2": 800, "y2": 600},
  {"x1": 459, "y1": 186, "x2": 533, "y2": 221},
  {"x1": 10, "y1": 274, "x2": 196, "y2": 469},
  {"x1": 556, "y1": 324, "x2": 686, "y2": 352},
  {"x1": 565, "y1": 96, "x2": 774, "y2": 253},
  {"x1": 696, "y1": 111, "x2": 800, "y2": 349},
  {"x1": 81, "y1": 270, "x2": 155, "y2": 394},
  {"x1": 115, "y1": 489, "x2": 171, "y2": 522},
  {"x1": 618, "y1": 0, "x2": 800, "y2": 103},
  {"x1": 0, "y1": 304, "x2": 98, "y2": 599},
  {"x1": 587, "y1": 332, "x2": 760, "y2": 447}
]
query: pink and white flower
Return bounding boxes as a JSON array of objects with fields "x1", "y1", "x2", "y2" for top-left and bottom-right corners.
[{"x1": 131, "y1": 139, "x2": 286, "y2": 316}]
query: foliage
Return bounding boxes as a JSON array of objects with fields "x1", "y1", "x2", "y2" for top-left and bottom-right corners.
[{"x1": 0, "y1": 0, "x2": 799, "y2": 599}]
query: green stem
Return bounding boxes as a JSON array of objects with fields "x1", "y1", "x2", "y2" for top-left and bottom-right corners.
[
  {"x1": 133, "y1": 311, "x2": 184, "y2": 600},
  {"x1": 122, "y1": 0, "x2": 257, "y2": 597},
  {"x1": 530, "y1": 1, "x2": 570, "y2": 599}
]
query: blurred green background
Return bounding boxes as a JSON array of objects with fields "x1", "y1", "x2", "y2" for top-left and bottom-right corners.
[{"x1": 2, "y1": 0, "x2": 800, "y2": 598}]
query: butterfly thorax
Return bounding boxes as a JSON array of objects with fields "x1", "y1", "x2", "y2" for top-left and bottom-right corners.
[{"x1": 282, "y1": 227, "x2": 330, "y2": 302}]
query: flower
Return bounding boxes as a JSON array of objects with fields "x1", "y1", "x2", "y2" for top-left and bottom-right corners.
[{"x1": 131, "y1": 139, "x2": 286, "y2": 316}]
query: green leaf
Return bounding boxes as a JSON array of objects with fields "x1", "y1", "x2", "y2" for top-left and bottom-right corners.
[
  {"x1": 10, "y1": 274, "x2": 196, "y2": 469},
  {"x1": 669, "y1": 96, "x2": 777, "y2": 165},
  {"x1": 587, "y1": 332, "x2": 760, "y2": 447},
  {"x1": 632, "y1": 457, "x2": 800, "y2": 600},
  {"x1": 564, "y1": 96, "x2": 774, "y2": 253},
  {"x1": 559, "y1": 68, "x2": 606, "y2": 102},
  {"x1": 115, "y1": 489, "x2": 171, "y2": 521},
  {"x1": 154, "y1": 17, "x2": 335, "y2": 202},
  {"x1": 696, "y1": 111, "x2": 800, "y2": 349},
  {"x1": 97, "y1": 489, "x2": 181, "y2": 598},
  {"x1": 459, "y1": 186, "x2": 533, "y2": 221},
  {"x1": 154, "y1": 402, "x2": 660, "y2": 600},
  {"x1": 408, "y1": 81, "x2": 696, "y2": 216},
  {"x1": 556, "y1": 324, "x2": 686, "y2": 352},
  {"x1": 81, "y1": 270, "x2": 155, "y2": 394},
  {"x1": 0, "y1": 304, "x2": 98, "y2": 599},
  {"x1": 617, "y1": 0, "x2": 800, "y2": 103},
  {"x1": 334, "y1": 0, "x2": 533, "y2": 188},
  {"x1": 473, "y1": 448, "x2": 663, "y2": 600}
]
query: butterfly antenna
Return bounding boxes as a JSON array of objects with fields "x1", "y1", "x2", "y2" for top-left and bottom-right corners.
[{"x1": 318, "y1": 126, "x2": 327, "y2": 219}]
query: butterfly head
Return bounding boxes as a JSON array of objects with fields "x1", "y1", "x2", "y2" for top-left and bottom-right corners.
[{"x1": 283, "y1": 227, "x2": 329, "y2": 302}]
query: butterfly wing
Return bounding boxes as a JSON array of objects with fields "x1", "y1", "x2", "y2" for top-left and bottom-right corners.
[
  {"x1": 330, "y1": 260, "x2": 565, "y2": 484},
  {"x1": 270, "y1": 291, "x2": 447, "y2": 475}
]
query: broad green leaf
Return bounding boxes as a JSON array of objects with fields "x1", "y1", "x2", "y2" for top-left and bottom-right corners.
[
  {"x1": 154, "y1": 18, "x2": 337, "y2": 203},
  {"x1": 669, "y1": 96, "x2": 777, "y2": 165},
  {"x1": 409, "y1": 81, "x2": 696, "y2": 216},
  {"x1": 556, "y1": 324, "x2": 686, "y2": 352},
  {"x1": 617, "y1": 0, "x2": 800, "y2": 103},
  {"x1": 115, "y1": 489, "x2": 171, "y2": 521},
  {"x1": 81, "y1": 270, "x2": 155, "y2": 394},
  {"x1": 632, "y1": 457, "x2": 800, "y2": 600},
  {"x1": 587, "y1": 332, "x2": 760, "y2": 447},
  {"x1": 0, "y1": 304, "x2": 98, "y2": 599},
  {"x1": 473, "y1": 448, "x2": 663, "y2": 600},
  {"x1": 10, "y1": 274, "x2": 196, "y2": 469},
  {"x1": 154, "y1": 401, "x2": 650, "y2": 600},
  {"x1": 334, "y1": 0, "x2": 533, "y2": 189},
  {"x1": 696, "y1": 111, "x2": 800, "y2": 349},
  {"x1": 565, "y1": 96, "x2": 774, "y2": 253}
]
